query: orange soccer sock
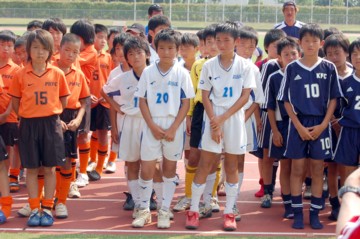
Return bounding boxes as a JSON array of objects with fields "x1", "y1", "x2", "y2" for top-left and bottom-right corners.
[
  {"x1": 185, "y1": 165, "x2": 197, "y2": 198},
  {"x1": 55, "y1": 166, "x2": 61, "y2": 198},
  {"x1": 95, "y1": 144, "x2": 108, "y2": 175},
  {"x1": 28, "y1": 197, "x2": 41, "y2": 211},
  {"x1": 0, "y1": 196, "x2": 13, "y2": 218},
  {"x1": 41, "y1": 198, "x2": 54, "y2": 211},
  {"x1": 71, "y1": 158, "x2": 77, "y2": 181},
  {"x1": 78, "y1": 142, "x2": 90, "y2": 174},
  {"x1": 90, "y1": 133, "x2": 98, "y2": 163},
  {"x1": 108, "y1": 151, "x2": 117, "y2": 163},
  {"x1": 37, "y1": 174, "x2": 45, "y2": 199},
  {"x1": 57, "y1": 169, "x2": 72, "y2": 205}
]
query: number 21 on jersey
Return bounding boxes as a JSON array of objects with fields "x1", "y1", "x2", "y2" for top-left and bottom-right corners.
[{"x1": 223, "y1": 87, "x2": 233, "y2": 98}]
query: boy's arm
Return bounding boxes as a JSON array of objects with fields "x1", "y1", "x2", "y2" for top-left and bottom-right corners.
[
  {"x1": 284, "y1": 102, "x2": 313, "y2": 141},
  {"x1": 100, "y1": 88, "x2": 123, "y2": 114},
  {"x1": 139, "y1": 97, "x2": 165, "y2": 140},
  {"x1": 267, "y1": 109, "x2": 283, "y2": 147},
  {"x1": 245, "y1": 103, "x2": 259, "y2": 122},
  {"x1": 0, "y1": 102, "x2": 12, "y2": 124},
  {"x1": 110, "y1": 106, "x2": 119, "y2": 144},
  {"x1": 11, "y1": 97, "x2": 20, "y2": 115},
  {"x1": 67, "y1": 98, "x2": 87, "y2": 132},
  {"x1": 60, "y1": 96, "x2": 69, "y2": 110},
  {"x1": 164, "y1": 98, "x2": 190, "y2": 142}
]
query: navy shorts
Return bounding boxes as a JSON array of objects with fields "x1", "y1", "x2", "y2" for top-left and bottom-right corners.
[
  {"x1": 0, "y1": 136, "x2": 8, "y2": 162},
  {"x1": 90, "y1": 103, "x2": 111, "y2": 131},
  {"x1": 325, "y1": 127, "x2": 338, "y2": 163},
  {"x1": 257, "y1": 111, "x2": 271, "y2": 149},
  {"x1": 0, "y1": 122, "x2": 19, "y2": 146},
  {"x1": 60, "y1": 109, "x2": 79, "y2": 159},
  {"x1": 189, "y1": 103, "x2": 204, "y2": 148},
  {"x1": 269, "y1": 119, "x2": 289, "y2": 159},
  {"x1": 284, "y1": 116, "x2": 332, "y2": 160},
  {"x1": 19, "y1": 115, "x2": 66, "y2": 168},
  {"x1": 333, "y1": 127, "x2": 360, "y2": 167}
]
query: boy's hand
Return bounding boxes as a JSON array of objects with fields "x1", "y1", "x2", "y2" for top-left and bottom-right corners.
[
  {"x1": 67, "y1": 119, "x2": 81, "y2": 132},
  {"x1": 90, "y1": 95, "x2": 98, "y2": 106},
  {"x1": 272, "y1": 130, "x2": 283, "y2": 147},
  {"x1": 111, "y1": 127, "x2": 119, "y2": 144},
  {"x1": 308, "y1": 124, "x2": 326, "y2": 140},
  {"x1": 297, "y1": 125, "x2": 314, "y2": 141},
  {"x1": 331, "y1": 118, "x2": 341, "y2": 137},
  {"x1": 186, "y1": 116, "x2": 191, "y2": 136},
  {"x1": 164, "y1": 126, "x2": 176, "y2": 142},
  {"x1": 150, "y1": 124, "x2": 165, "y2": 141},
  {"x1": 211, "y1": 128, "x2": 223, "y2": 144},
  {"x1": 60, "y1": 120, "x2": 68, "y2": 132},
  {"x1": 210, "y1": 115, "x2": 225, "y2": 131}
]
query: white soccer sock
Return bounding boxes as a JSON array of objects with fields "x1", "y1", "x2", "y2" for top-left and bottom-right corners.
[
  {"x1": 138, "y1": 177, "x2": 153, "y2": 210},
  {"x1": 161, "y1": 176, "x2": 177, "y2": 211},
  {"x1": 234, "y1": 172, "x2": 244, "y2": 207},
  {"x1": 189, "y1": 182, "x2": 206, "y2": 212},
  {"x1": 204, "y1": 172, "x2": 216, "y2": 208},
  {"x1": 224, "y1": 181, "x2": 238, "y2": 214},
  {"x1": 128, "y1": 179, "x2": 140, "y2": 208},
  {"x1": 153, "y1": 182, "x2": 163, "y2": 209}
]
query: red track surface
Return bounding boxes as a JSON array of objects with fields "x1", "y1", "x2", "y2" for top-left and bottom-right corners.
[{"x1": 0, "y1": 153, "x2": 336, "y2": 237}]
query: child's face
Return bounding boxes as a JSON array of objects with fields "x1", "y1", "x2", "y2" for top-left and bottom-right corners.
[
  {"x1": 267, "y1": 40, "x2": 281, "y2": 59},
  {"x1": 126, "y1": 48, "x2": 147, "y2": 69},
  {"x1": 205, "y1": 36, "x2": 219, "y2": 58},
  {"x1": 216, "y1": 32, "x2": 237, "y2": 56},
  {"x1": 325, "y1": 46, "x2": 348, "y2": 69},
  {"x1": 30, "y1": 39, "x2": 50, "y2": 64},
  {"x1": 156, "y1": 40, "x2": 177, "y2": 64},
  {"x1": 179, "y1": 44, "x2": 197, "y2": 62},
  {"x1": 350, "y1": 46, "x2": 360, "y2": 71},
  {"x1": 198, "y1": 40, "x2": 208, "y2": 57},
  {"x1": 107, "y1": 33, "x2": 118, "y2": 49},
  {"x1": 48, "y1": 27, "x2": 63, "y2": 51},
  {"x1": 236, "y1": 38, "x2": 256, "y2": 59},
  {"x1": 149, "y1": 25, "x2": 169, "y2": 40},
  {"x1": 300, "y1": 33, "x2": 323, "y2": 57},
  {"x1": 94, "y1": 31, "x2": 108, "y2": 51},
  {"x1": 59, "y1": 41, "x2": 80, "y2": 66},
  {"x1": 280, "y1": 46, "x2": 300, "y2": 68},
  {"x1": 114, "y1": 43, "x2": 126, "y2": 65},
  {"x1": 0, "y1": 40, "x2": 14, "y2": 60},
  {"x1": 14, "y1": 45, "x2": 27, "y2": 65}
]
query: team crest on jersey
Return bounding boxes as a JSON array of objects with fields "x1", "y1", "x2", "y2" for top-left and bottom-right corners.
[
  {"x1": 168, "y1": 81, "x2": 178, "y2": 87},
  {"x1": 316, "y1": 73, "x2": 327, "y2": 80},
  {"x1": 45, "y1": 82, "x2": 58, "y2": 86},
  {"x1": 233, "y1": 74, "x2": 241, "y2": 80}
]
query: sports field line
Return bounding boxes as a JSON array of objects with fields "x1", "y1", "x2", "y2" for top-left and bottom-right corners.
[
  {"x1": 0, "y1": 227, "x2": 336, "y2": 237},
  {"x1": 51, "y1": 176, "x2": 262, "y2": 181}
]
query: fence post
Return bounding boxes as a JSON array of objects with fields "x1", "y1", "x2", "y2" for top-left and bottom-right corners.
[
  {"x1": 134, "y1": 0, "x2": 136, "y2": 22},
  {"x1": 328, "y1": 0, "x2": 331, "y2": 25},
  {"x1": 170, "y1": 0, "x2": 172, "y2": 21},
  {"x1": 258, "y1": 0, "x2": 260, "y2": 23},
  {"x1": 311, "y1": 0, "x2": 313, "y2": 23},
  {"x1": 205, "y1": 0, "x2": 207, "y2": 23},
  {"x1": 240, "y1": 2, "x2": 242, "y2": 22},
  {"x1": 187, "y1": 0, "x2": 190, "y2": 22},
  {"x1": 222, "y1": 0, "x2": 225, "y2": 21},
  {"x1": 346, "y1": 0, "x2": 349, "y2": 25}
]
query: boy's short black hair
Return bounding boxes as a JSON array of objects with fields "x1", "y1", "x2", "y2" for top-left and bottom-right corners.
[
  {"x1": 70, "y1": 19, "x2": 95, "y2": 45},
  {"x1": 323, "y1": 33, "x2": 350, "y2": 56},
  {"x1": 324, "y1": 27, "x2": 341, "y2": 41},
  {"x1": 123, "y1": 35, "x2": 150, "y2": 66},
  {"x1": 60, "y1": 33, "x2": 81, "y2": 48},
  {"x1": 94, "y1": 24, "x2": 108, "y2": 35},
  {"x1": 348, "y1": 38, "x2": 360, "y2": 61},
  {"x1": 27, "y1": 20, "x2": 43, "y2": 31},
  {"x1": 0, "y1": 30, "x2": 16, "y2": 43},
  {"x1": 215, "y1": 21, "x2": 239, "y2": 39},
  {"x1": 148, "y1": 15, "x2": 171, "y2": 32},
  {"x1": 148, "y1": 4, "x2": 163, "y2": 16},
  {"x1": 15, "y1": 36, "x2": 27, "y2": 49},
  {"x1": 203, "y1": 24, "x2": 218, "y2": 41},
  {"x1": 196, "y1": 29, "x2": 205, "y2": 41},
  {"x1": 112, "y1": 32, "x2": 130, "y2": 49},
  {"x1": 264, "y1": 29, "x2": 287, "y2": 52},
  {"x1": 239, "y1": 26, "x2": 259, "y2": 46},
  {"x1": 299, "y1": 23, "x2": 324, "y2": 41},
  {"x1": 154, "y1": 29, "x2": 181, "y2": 50},
  {"x1": 108, "y1": 27, "x2": 121, "y2": 39},
  {"x1": 42, "y1": 18, "x2": 67, "y2": 35},
  {"x1": 181, "y1": 33, "x2": 199, "y2": 47},
  {"x1": 26, "y1": 29, "x2": 54, "y2": 63},
  {"x1": 277, "y1": 36, "x2": 301, "y2": 55}
]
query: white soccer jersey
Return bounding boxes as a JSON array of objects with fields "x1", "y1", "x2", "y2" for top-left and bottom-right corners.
[
  {"x1": 102, "y1": 70, "x2": 142, "y2": 117},
  {"x1": 244, "y1": 63, "x2": 265, "y2": 110},
  {"x1": 149, "y1": 45, "x2": 159, "y2": 65},
  {"x1": 135, "y1": 60, "x2": 195, "y2": 117},
  {"x1": 199, "y1": 54, "x2": 256, "y2": 108},
  {"x1": 108, "y1": 64, "x2": 127, "y2": 83}
]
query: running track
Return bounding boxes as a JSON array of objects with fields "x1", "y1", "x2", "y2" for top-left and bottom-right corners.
[{"x1": 0, "y1": 154, "x2": 336, "y2": 237}]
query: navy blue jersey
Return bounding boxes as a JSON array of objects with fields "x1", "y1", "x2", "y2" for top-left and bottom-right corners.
[
  {"x1": 338, "y1": 74, "x2": 360, "y2": 128},
  {"x1": 274, "y1": 21, "x2": 305, "y2": 39},
  {"x1": 277, "y1": 58, "x2": 343, "y2": 116},
  {"x1": 260, "y1": 59, "x2": 281, "y2": 91},
  {"x1": 263, "y1": 70, "x2": 288, "y2": 120}
]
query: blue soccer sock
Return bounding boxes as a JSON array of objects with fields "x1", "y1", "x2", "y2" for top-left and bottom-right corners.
[
  {"x1": 282, "y1": 194, "x2": 293, "y2": 219},
  {"x1": 310, "y1": 196, "x2": 323, "y2": 229},
  {"x1": 291, "y1": 195, "x2": 304, "y2": 229}
]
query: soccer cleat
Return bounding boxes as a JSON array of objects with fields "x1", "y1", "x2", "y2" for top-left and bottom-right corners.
[
  {"x1": 223, "y1": 213, "x2": 237, "y2": 231},
  {"x1": 185, "y1": 211, "x2": 199, "y2": 230},
  {"x1": 132, "y1": 208, "x2": 151, "y2": 228},
  {"x1": 173, "y1": 196, "x2": 191, "y2": 212},
  {"x1": 292, "y1": 212, "x2": 304, "y2": 229},
  {"x1": 157, "y1": 209, "x2": 171, "y2": 229},
  {"x1": 27, "y1": 209, "x2": 41, "y2": 227},
  {"x1": 283, "y1": 209, "x2": 294, "y2": 219},
  {"x1": 18, "y1": 203, "x2": 31, "y2": 217},
  {"x1": 75, "y1": 173, "x2": 89, "y2": 188},
  {"x1": 328, "y1": 207, "x2": 339, "y2": 221},
  {"x1": 68, "y1": 182, "x2": 81, "y2": 198},
  {"x1": 210, "y1": 197, "x2": 220, "y2": 212},
  {"x1": 0, "y1": 210, "x2": 6, "y2": 224},
  {"x1": 123, "y1": 192, "x2": 135, "y2": 211},
  {"x1": 199, "y1": 203, "x2": 212, "y2": 219},
  {"x1": 105, "y1": 162, "x2": 116, "y2": 174},
  {"x1": 88, "y1": 170, "x2": 101, "y2": 181},
  {"x1": 261, "y1": 194, "x2": 272, "y2": 208},
  {"x1": 150, "y1": 190, "x2": 157, "y2": 211},
  {"x1": 55, "y1": 203, "x2": 68, "y2": 219},
  {"x1": 132, "y1": 207, "x2": 140, "y2": 219},
  {"x1": 86, "y1": 161, "x2": 97, "y2": 173},
  {"x1": 40, "y1": 209, "x2": 54, "y2": 227},
  {"x1": 217, "y1": 183, "x2": 226, "y2": 197},
  {"x1": 9, "y1": 180, "x2": 20, "y2": 193},
  {"x1": 232, "y1": 206, "x2": 241, "y2": 222},
  {"x1": 303, "y1": 185, "x2": 311, "y2": 200}
]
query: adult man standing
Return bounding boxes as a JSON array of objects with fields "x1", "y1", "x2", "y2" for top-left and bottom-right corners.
[{"x1": 274, "y1": 1, "x2": 304, "y2": 39}]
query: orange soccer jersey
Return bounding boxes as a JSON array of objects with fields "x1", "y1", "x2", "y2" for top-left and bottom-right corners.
[
  {"x1": 8, "y1": 63, "x2": 70, "y2": 118},
  {"x1": 90, "y1": 50, "x2": 113, "y2": 108},
  {"x1": 0, "y1": 60, "x2": 20, "y2": 122},
  {"x1": 76, "y1": 45, "x2": 98, "y2": 85},
  {"x1": 53, "y1": 61, "x2": 90, "y2": 109}
]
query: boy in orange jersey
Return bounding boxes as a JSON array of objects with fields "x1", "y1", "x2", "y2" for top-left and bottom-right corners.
[
  {"x1": 9, "y1": 29, "x2": 70, "y2": 227},
  {"x1": 14, "y1": 34, "x2": 29, "y2": 67},
  {"x1": 87, "y1": 23, "x2": 114, "y2": 181},
  {"x1": 53, "y1": 33, "x2": 90, "y2": 219},
  {"x1": 0, "y1": 31, "x2": 21, "y2": 193},
  {"x1": 0, "y1": 75, "x2": 13, "y2": 224},
  {"x1": 70, "y1": 20, "x2": 97, "y2": 194}
]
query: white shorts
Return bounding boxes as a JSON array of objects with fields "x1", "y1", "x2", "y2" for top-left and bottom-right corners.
[
  {"x1": 245, "y1": 114, "x2": 258, "y2": 152},
  {"x1": 111, "y1": 113, "x2": 124, "y2": 154},
  {"x1": 200, "y1": 105, "x2": 247, "y2": 155},
  {"x1": 141, "y1": 117, "x2": 185, "y2": 161},
  {"x1": 117, "y1": 115, "x2": 145, "y2": 162}
]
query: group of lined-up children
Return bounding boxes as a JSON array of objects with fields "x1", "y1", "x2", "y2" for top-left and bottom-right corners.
[{"x1": 0, "y1": 13, "x2": 359, "y2": 233}]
